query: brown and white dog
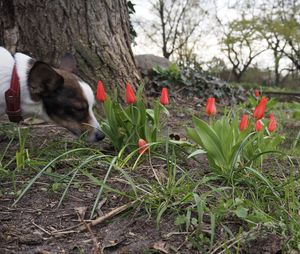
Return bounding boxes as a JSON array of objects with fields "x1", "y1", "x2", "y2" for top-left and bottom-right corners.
[{"x1": 0, "y1": 47, "x2": 105, "y2": 142}]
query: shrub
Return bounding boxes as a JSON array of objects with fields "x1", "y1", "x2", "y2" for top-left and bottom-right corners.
[{"x1": 150, "y1": 64, "x2": 244, "y2": 103}]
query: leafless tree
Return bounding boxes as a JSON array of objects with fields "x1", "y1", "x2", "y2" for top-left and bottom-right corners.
[{"x1": 136, "y1": 0, "x2": 206, "y2": 61}]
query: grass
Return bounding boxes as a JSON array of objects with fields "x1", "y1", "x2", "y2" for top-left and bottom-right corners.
[{"x1": 0, "y1": 99, "x2": 300, "y2": 253}]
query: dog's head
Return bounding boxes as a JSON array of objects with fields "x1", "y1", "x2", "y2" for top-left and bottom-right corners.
[{"x1": 27, "y1": 54, "x2": 105, "y2": 142}]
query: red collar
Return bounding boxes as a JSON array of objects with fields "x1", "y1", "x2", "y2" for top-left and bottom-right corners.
[{"x1": 5, "y1": 63, "x2": 23, "y2": 123}]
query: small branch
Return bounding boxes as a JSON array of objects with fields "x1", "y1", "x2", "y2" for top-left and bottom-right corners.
[
  {"x1": 78, "y1": 201, "x2": 134, "y2": 232},
  {"x1": 51, "y1": 202, "x2": 135, "y2": 237}
]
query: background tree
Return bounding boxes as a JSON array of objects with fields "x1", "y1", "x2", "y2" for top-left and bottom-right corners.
[
  {"x1": 274, "y1": 0, "x2": 300, "y2": 70},
  {"x1": 257, "y1": 16, "x2": 286, "y2": 86},
  {"x1": 220, "y1": 18, "x2": 265, "y2": 82},
  {"x1": 0, "y1": 0, "x2": 140, "y2": 92},
  {"x1": 136, "y1": 0, "x2": 206, "y2": 61},
  {"x1": 254, "y1": 0, "x2": 300, "y2": 86}
]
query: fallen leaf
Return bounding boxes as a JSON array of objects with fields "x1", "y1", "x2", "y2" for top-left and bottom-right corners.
[{"x1": 153, "y1": 240, "x2": 170, "y2": 254}]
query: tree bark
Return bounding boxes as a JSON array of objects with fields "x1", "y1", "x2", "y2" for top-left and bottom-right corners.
[{"x1": 0, "y1": 0, "x2": 140, "y2": 94}]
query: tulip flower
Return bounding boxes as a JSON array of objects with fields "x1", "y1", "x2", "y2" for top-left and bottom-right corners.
[
  {"x1": 255, "y1": 120, "x2": 263, "y2": 132},
  {"x1": 239, "y1": 114, "x2": 249, "y2": 131},
  {"x1": 253, "y1": 96, "x2": 268, "y2": 120},
  {"x1": 268, "y1": 113, "x2": 276, "y2": 132},
  {"x1": 206, "y1": 97, "x2": 217, "y2": 116},
  {"x1": 96, "y1": 81, "x2": 106, "y2": 102},
  {"x1": 138, "y1": 139, "x2": 148, "y2": 154},
  {"x1": 160, "y1": 87, "x2": 169, "y2": 105},
  {"x1": 254, "y1": 89, "x2": 260, "y2": 97},
  {"x1": 126, "y1": 83, "x2": 136, "y2": 104}
]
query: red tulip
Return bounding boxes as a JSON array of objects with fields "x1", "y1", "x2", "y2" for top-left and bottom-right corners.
[
  {"x1": 268, "y1": 114, "x2": 276, "y2": 132},
  {"x1": 206, "y1": 97, "x2": 217, "y2": 116},
  {"x1": 253, "y1": 96, "x2": 268, "y2": 120},
  {"x1": 160, "y1": 87, "x2": 169, "y2": 105},
  {"x1": 239, "y1": 114, "x2": 249, "y2": 131},
  {"x1": 255, "y1": 120, "x2": 263, "y2": 132},
  {"x1": 125, "y1": 83, "x2": 136, "y2": 104},
  {"x1": 138, "y1": 139, "x2": 148, "y2": 154},
  {"x1": 254, "y1": 89, "x2": 260, "y2": 97},
  {"x1": 96, "y1": 81, "x2": 106, "y2": 102}
]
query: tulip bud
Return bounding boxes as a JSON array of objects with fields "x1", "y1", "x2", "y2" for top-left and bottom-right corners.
[
  {"x1": 239, "y1": 114, "x2": 249, "y2": 131},
  {"x1": 160, "y1": 87, "x2": 169, "y2": 105},
  {"x1": 255, "y1": 120, "x2": 263, "y2": 132},
  {"x1": 126, "y1": 83, "x2": 136, "y2": 104},
  {"x1": 206, "y1": 97, "x2": 217, "y2": 116},
  {"x1": 268, "y1": 114, "x2": 276, "y2": 132},
  {"x1": 96, "y1": 81, "x2": 106, "y2": 102},
  {"x1": 138, "y1": 139, "x2": 148, "y2": 154},
  {"x1": 253, "y1": 96, "x2": 268, "y2": 120}
]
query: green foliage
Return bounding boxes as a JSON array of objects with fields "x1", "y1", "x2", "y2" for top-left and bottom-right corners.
[
  {"x1": 187, "y1": 115, "x2": 248, "y2": 181},
  {"x1": 100, "y1": 86, "x2": 169, "y2": 151},
  {"x1": 153, "y1": 63, "x2": 182, "y2": 85},
  {"x1": 151, "y1": 64, "x2": 239, "y2": 100},
  {"x1": 187, "y1": 114, "x2": 284, "y2": 182},
  {"x1": 15, "y1": 127, "x2": 30, "y2": 170}
]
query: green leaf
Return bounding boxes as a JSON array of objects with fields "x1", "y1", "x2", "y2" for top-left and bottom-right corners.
[
  {"x1": 193, "y1": 193, "x2": 205, "y2": 225},
  {"x1": 186, "y1": 127, "x2": 203, "y2": 146},
  {"x1": 146, "y1": 109, "x2": 155, "y2": 120},
  {"x1": 192, "y1": 116, "x2": 227, "y2": 167},
  {"x1": 235, "y1": 206, "x2": 248, "y2": 219},
  {"x1": 156, "y1": 202, "x2": 168, "y2": 228},
  {"x1": 230, "y1": 132, "x2": 255, "y2": 170},
  {"x1": 188, "y1": 149, "x2": 206, "y2": 158},
  {"x1": 175, "y1": 215, "x2": 186, "y2": 225}
]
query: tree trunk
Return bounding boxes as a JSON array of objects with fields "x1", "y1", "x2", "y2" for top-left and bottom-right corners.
[
  {"x1": 0, "y1": 0, "x2": 140, "y2": 94},
  {"x1": 232, "y1": 69, "x2": 242, "y2": 82},
  {"x1": 274, "y1": 51, "x2": 280, "y2": 86}
]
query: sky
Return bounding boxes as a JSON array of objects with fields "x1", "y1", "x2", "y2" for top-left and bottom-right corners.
[{"x1": 131, "y1": 0, "x2": 278, "y2": 70}]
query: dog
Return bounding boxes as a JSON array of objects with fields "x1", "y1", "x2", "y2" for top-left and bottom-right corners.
[{"x1": 0, "y1": 47, "x2": 105, "y2": 142}]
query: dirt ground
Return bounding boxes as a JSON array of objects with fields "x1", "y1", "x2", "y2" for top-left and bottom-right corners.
[
  {"x1": 0, "y1": 177, "x2": 187, "y2": 254},
  {"x1": 0, "y1": 122, "x2": 188, "y2": 254}
]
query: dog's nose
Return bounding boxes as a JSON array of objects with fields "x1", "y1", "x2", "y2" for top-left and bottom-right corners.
[{"x1": 94, "y1": 130, "x2": 105, "y2": 142}]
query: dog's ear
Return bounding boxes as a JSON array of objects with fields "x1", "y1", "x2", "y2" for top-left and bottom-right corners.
[
  {"x1": 59, "y1": 53, "x2": 77, "y2": 73},
  {"x1": 28, "y1": 61, "x2": 64, "y2": 101}
]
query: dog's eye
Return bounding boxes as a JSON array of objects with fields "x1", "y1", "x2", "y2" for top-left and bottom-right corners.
[
  {"x1": 74, "y1": 107, "x2": 86, "y2": 112},
  {"x1": 72, "y1": 107, "x2": 88, "y2": 115},
  {"x1": 72, "y1": 102, "x2": 88, "y2": 112}
]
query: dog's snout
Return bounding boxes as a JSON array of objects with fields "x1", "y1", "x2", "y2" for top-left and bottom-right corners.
[{"x1": 94, "y1": 130, "x2": 105, "y2": 142}]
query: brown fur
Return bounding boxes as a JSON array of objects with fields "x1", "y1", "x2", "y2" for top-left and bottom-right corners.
[{"x1": 28, "y1": 62, "x2": 92, "y2": 136}]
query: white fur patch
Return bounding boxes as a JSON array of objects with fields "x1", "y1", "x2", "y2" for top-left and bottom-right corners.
[
  {"x1": 0, "y1": 47, "x2": 48, "y2": 119},
  {"x1": 0, "y1": 47, "x2": 15, "y2": 113},
  {"x1": 78, "y1": 81, "x2": 100, "y2": 130}
]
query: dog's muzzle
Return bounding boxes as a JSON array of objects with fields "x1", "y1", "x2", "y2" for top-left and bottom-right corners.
[{"x1": 90, "y1": 129, "x2": 105, "y2": 142}]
